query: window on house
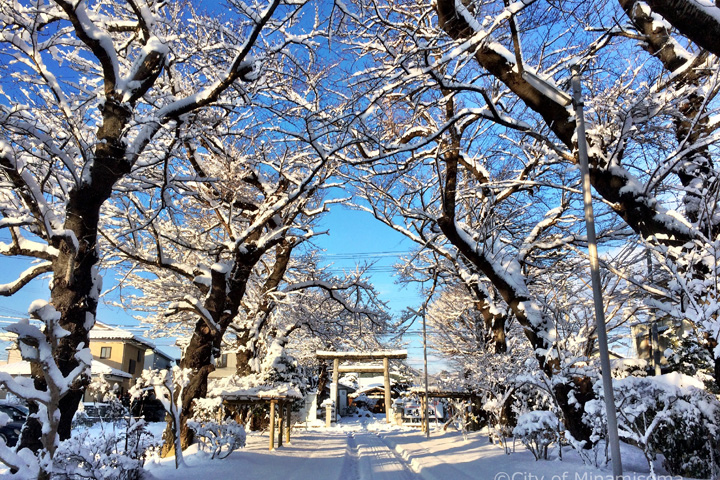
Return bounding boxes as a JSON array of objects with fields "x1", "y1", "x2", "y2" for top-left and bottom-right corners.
[
  {"x1": 100, "y1": 347, "x2": 111, "y2": 359},
  {"x1": 137, "y1": 350, "x2": 143, "y2": 362},
  {"x1": 128, "y1": 359, "x2": 137, "y2": 375}
]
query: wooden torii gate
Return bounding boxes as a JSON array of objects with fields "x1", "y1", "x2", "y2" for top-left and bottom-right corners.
[{"x1": 316, "y1": 350, "x2": 408, "y2": 423}]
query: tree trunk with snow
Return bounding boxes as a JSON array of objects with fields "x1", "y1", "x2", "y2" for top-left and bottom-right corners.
[
  {"x1": 623, "y1": 0, "x2": 720, "y2": 58},
  {"x1": 18, "y1": 87, "x2": 142, "y2": 452},
  {"x1": 3, "y1": 0, "x2": 283, "y2": 455},
  {"x1": 165, "y1": 242, "x2": 267, "y2": 451}
]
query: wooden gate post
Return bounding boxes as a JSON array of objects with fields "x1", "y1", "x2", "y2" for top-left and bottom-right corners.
[
  {"x1": 332, "y1": 358, "x2": 339, "y2": 421},
  {"x1": 269, "y1": 399, "x2": 276, "y2": 451},
  {"x1": 383, "y1": 357, "x2": 391, "y2": 423},
  {"x1": 278, "y1": 401, "x2": 284, "y2": 448},
  {"x1": 285, "y1": 403, "x2": 291, "y2": 444}
]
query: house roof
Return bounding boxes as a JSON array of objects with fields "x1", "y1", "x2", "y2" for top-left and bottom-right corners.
[
  {"x1": 0, "y1": 359, "x2": 132, "y2": 379},
  {"x1": 89, "y1": 322, "x2": 155, "y2": 350},
  {"x1": 348, "y1": 383, "x2": 386, "y2": 398}
]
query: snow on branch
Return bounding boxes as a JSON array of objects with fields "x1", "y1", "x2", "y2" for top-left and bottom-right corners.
[
  {"x1": 518, "y1": 201, "x2": 569, "y2": 262},
  {"x1": 0, "y1": 231, "x2": 59, "y2": 262},
  {"x1": 118, "y1": 36, "x2": 168, "y2": 104},
  {"x1": 55, "y1": 0, "x2": 121, "y2": 94},
  {"x1": 166, "y1": 295, "x2": 221, "y2": 335},
  {"x1": 0, "y1": 303, "x2": 92, "y2": 476},
  {"x1": 126, "y1": 0, "x2": 284, "y2": 163},
  {"x1": 0, "y1": 261, "x2": 53, "y2": 296},
  {"x1": 285, "y1": 279, "x2": 380, "y2": 317},
  {"x1": 0, "y1": 141, "x2": 69, "y2": 246}
]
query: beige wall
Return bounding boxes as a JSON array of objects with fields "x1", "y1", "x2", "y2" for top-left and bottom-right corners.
[
  {"x1": 7, "y1": 339, "x2": 148, "y2": 394},
  {"x1": 89, "y1": 340, "x2": 147, "y2": 392},
  {"x1": 7, "y1": 348, "x2": 22, "y2": 364},
  {"x1": 90, "y1": 341, "x2": 124, "y2": 371},
  {"x1": 122, "y1": 343, "x2": 145, "y2": 377},
  {"x1": 208, "y1": 352, "x2": 238, "y2": 378}
]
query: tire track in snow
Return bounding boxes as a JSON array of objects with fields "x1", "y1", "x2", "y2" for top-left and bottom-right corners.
[
  {"x1": 340, "y1": 432, "x2": 362, "y2": 480},
  {"x1": 350, "y1": 431, "x2": 421, "y2": 480},
  {"x1": 372, "y1": 432, "x2": 476, "y2": 480}
]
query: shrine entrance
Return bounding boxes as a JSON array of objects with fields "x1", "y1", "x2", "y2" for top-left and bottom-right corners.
[{"x1": 316, "y1": 350, "x2": 408, "y2": 423}]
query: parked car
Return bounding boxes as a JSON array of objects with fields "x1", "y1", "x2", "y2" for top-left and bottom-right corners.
[
  {"x1": 0, "y1": 402, "x2": 28, "y2": 447},
  {"x1": 130, "y1": 397, "x2": 167, "y2": 422}
]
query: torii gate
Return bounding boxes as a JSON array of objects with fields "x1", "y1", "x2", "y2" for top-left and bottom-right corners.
[{"x1": 316, "y1": 350, "x2": 408, "y2": 423}]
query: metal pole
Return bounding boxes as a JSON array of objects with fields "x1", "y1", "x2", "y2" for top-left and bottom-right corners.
[
  {"x1": 571, "y1": 65, "x2": 623, "y2": 479},
  {"x1": 422, "y1": 307, "x2": 430, "y2": 438}
]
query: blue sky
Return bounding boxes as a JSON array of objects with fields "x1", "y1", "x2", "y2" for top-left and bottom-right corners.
[{"x1": 0, "y1": 202, "x2": 447, "y2": 374}]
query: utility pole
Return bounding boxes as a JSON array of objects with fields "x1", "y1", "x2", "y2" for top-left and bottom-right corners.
[
  {"x1": 571, "y1": 65, "x2": 623, "y2": 479},
  {"x1": 422, "y1": 305, "x2": 430, "y2": 438}
]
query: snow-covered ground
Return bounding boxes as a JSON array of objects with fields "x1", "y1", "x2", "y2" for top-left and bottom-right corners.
[{"x1": 144, "y1": 416, "x2": 682, "y2": 480}]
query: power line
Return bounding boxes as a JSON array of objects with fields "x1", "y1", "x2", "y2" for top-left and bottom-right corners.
[{"x1": 322, "y1": 250, "x2": 410, "y2": 259}]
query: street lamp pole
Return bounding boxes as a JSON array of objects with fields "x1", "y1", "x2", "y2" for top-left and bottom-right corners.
[{"x1": 571, "y1": 64, "x2": 623, "y2": 479}]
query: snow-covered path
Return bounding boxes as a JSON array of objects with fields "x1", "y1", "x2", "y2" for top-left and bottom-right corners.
[
  {"x1": 147, "y1": 425, "x2": 423, "y2": 480},
  {"x1": 145, "y1": 418, "x2": 679, "y2": 480}
]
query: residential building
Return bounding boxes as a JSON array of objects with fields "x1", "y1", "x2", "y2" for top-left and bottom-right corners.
[
  {"x1": 144, "y1": 347, "x2": 176, "y2": 370},
  {"x1": 88, "y1": 322, "x2": 155, "y2": 391},
  {"x1": 1, "y1": 321, "x2": 156, "y2": 397}
]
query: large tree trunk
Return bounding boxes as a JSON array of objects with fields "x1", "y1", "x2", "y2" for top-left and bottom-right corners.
[
  {"x1": 163, "y1": 244, "x2": 267, "y2": 453},
  {"x1": 173, "y1": 320, "x2": 220, "y2": 451},
  {"x1": 553, "y1": 377, "x2": 595, "y2": 446},
  {"x1": 18, "y1": 97, "x2": 132, "y2": 451},
  {"x1": 235, "y1": 330, "x2": 254, "y2": 376}
]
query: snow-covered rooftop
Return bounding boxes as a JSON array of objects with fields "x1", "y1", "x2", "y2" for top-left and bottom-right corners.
[
  {"x1": 348, "y1": 383, "x2": 386, "y2": 398},
  {"x1": 0, "y1": 359, "x2": 132, "y2": 379},
  {"x1": 90, "y1": 322, "x2": 155, "y2": 350},
  {"x1": 654, "y1": 371, "x2": 705, "y2": 390},
  {"x1": 208, "y1": 374, "x2": 302, "y2": 401},
  {"x1": 316, "y1": 350, "x2": 407, "y2": 359}
]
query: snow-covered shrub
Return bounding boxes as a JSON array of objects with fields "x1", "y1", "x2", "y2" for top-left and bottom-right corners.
[
  {"x1": 482, "y1": 388, "x2": 516, "y2": 451},
  {"x1": 662, "y1": 322, "x2": 718, "y2": 392},
  {"x1": 652, "y1": 386, "x2": 720, "y2": 478},
  {"x1": 187, "y1": 397, "x2": 246, "y2": 459},
  {"x1": 54, "y1": 417, "x2": 157, "y2": 480},
  {"x1": 577, "y1": 396, "x2": 609, "y2": 468},
  {"x1": 131, "y1": 367, "x2": 192, "y2": 469},
  {"x1": 513, "y1": 410, "x2": 559, "y2": 460},
  {"x1": 587, "y1": 376, "x2": 672, "y2": 474},
  {"x1": 609, "y1": 358, "x2": 647, "y2": 379},
  {"x1": 586, "y1": 374, "x2": 720, "y2": 478}
]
